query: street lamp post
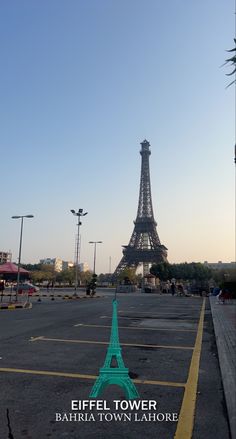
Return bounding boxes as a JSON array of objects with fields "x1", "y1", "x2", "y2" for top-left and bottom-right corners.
[
  {"x1": 89, "y1": 241, "x2": 102, "y2": 274},
  {"x1": 11, "y1": 215, "x2": 34, "y2": 302},
  {"x1": 71, "y1": 209, "x2": 88, "y2": 292}
]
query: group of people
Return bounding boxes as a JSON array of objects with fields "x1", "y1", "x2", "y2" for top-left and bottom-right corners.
[
  {"x1": 170, "y1": 283, "x2": 185, "y2": 296},
  {"x1": 211, "y1": 286, "x2": 232, "y2": 304},
  {"x1": 216, "y1": 288, "x2": 232, "y2": 304},
  {"x1": 160, "y1": 282, "x2": 186, "y2": 296}
]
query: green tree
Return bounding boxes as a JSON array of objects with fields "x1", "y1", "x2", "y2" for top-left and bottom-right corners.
[
  {"x1": 79, "y1": 270, "x2": 93, "y2": 286},
  {"x1": 117, "y1": 268, "x2": 139, "y2": 284},
  {"x1": 31, "y1": 264, "x2": 55, "y2": 285},
  {"x1": 22, "y1": 263, "x2": 42, "y2": 271},
  {"x1": 30, "y1": 270, "x2": 50, "y2": 285},
  {"x1": 56, "y1": 269, "x2": 75, "y2": 286},
  {"x1": 192, "y1": 263, "x2": 212, "y2": 281},
  {"x1": 150, "y1": 262, "x2": 212, "y2": 282},
  {"x1": 211, "y1": 267, "x2": 236, "y2": 285},
  {"x1": 150, "y1": 262, "x2": 170, "y2": 281}
]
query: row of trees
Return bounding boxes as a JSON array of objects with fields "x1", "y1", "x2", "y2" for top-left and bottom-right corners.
[
  {"x1": 20, "y1": 262, "x2": 235, "y2": 287},
  {"x1": 22, "y1": 264, "x2": 142, "y2": 287},
  {"x1": 150, "y1": 262, "x2": 212, "y2": 282},
  {"x1": 22, "y1": 264, "x2": 92, "y2": 286}
]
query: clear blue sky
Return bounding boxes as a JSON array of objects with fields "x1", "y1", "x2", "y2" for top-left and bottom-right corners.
[{"x1": 0, "y1": 0, "x2": 235, "y2": 274}]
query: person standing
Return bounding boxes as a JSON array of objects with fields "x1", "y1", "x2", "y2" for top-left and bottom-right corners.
[
  {"x1": 0, "y1": 280, "x2": 5, "y2": 302},
  {"x1": 177, "y1": 284, "x2": 184, "y2": 296},
  {"x1": 170, "y1": 283, "x2": 176, "y2": 296}
]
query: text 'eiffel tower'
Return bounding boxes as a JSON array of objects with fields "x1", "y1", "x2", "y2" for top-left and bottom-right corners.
[
  {"x1": 114, "y1": 139, "x2": 168, "y2": 276},
  {"x1": 89, "y1": 299, "x2": 140, "y2": 400}
]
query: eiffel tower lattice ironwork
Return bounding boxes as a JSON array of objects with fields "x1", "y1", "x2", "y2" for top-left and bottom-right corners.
[
  {"x1": 89, "y1": 299, "x2": 140, "y2": 399},
  {"x1": 114, "y1": 139, "x2": 168, "y2": 276}
]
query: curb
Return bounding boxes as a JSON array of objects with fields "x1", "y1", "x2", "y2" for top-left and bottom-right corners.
[
  {"x1": 36, "y1": 295, "x2": 103, "y2": 300},
  {"x1": 0, "y1": 296, "x2": 104, "y2": 308},
  {"x1": 1, "y1": 294, "x2": 104, "y2": 299},
  {"x1": 0, "y1": 302, "x2": 32, "y2": 310},
  {"x1": 62, "y1": 295, "x2": 102, "y2": 300},
  {"x1": 209, "y1": 297, "x2": 236, "y2": 439}
]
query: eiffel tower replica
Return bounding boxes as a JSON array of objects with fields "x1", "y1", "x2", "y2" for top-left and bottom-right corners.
[
  {"x1": 114, "y1": 139, "x2": 168, "y2": 276},
  {"x1": 89, "y1": 298, "x2": 140, "y2": 399}
]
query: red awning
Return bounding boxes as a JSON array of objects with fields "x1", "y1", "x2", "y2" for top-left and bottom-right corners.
[{"x1": 0, "y1": 262, "x2": 29, "y2": 274}]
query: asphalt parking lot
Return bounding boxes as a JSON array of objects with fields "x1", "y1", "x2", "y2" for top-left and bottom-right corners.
[{"x1": 0, "y1": 291, "x2": 230, "y2": 439}]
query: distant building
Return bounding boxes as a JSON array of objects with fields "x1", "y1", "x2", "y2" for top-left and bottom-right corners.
[
  {"x1": 79, "y1": 262, "x2": 90, "y2": 272},
  {"x1": 0, "y1": 251, "x2": 12, "y2": 264},
  {"x1": 40, "y1": 258, "x2": 90, "y2": 272},
  {"x1": 62, "y1": 261, "x2": 74, "y2": 271},
  {"x1": 204, "y1": 261, "x2": 236, "y2": 270},
  {"x1": 40, "y1": 257, "x2": 63, "y2": 272}
]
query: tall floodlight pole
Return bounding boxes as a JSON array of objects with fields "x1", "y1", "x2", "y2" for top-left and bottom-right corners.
[
  {"x1": 11, "y1": 215, "x2": 34, "y2": 302},
  {"x1": 71, "y1": 209, "x2": 88, "y2": 292},
  {"x1": 89, "y1": 241, "x2": 102, "y2": 274}
]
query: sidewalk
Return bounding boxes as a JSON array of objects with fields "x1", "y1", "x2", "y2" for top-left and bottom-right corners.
[{"x1": 209, "y1": 297, "x2": 236, "y2": 439}]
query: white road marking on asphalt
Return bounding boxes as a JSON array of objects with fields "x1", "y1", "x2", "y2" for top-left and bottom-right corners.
[
  {"x1": 118, "y1": 310, "x2": 197, "y2": 315},
  {"x1": 73, "y1": 323, "x2": 195, "y2": 332},
  {"x1": 29, "y1": 336, "x2": 44, "y2": 342}
]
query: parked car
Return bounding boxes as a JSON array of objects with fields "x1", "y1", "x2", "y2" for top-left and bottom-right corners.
[{"x1": 13, "y1": 283, "x2": 39, "y2": 295}]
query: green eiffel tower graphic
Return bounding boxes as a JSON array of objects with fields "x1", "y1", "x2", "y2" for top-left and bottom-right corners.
[{"x1": 89, "y1": 299, "x2": 140, "y2": 400}]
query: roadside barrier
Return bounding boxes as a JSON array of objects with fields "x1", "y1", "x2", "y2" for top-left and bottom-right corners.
[
  {"x1": 0, "y1": 293, "x2": 103, "y2": 302},
  {"x1": 0, "y1": 302, "x2": 32, "y2": 310}
]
